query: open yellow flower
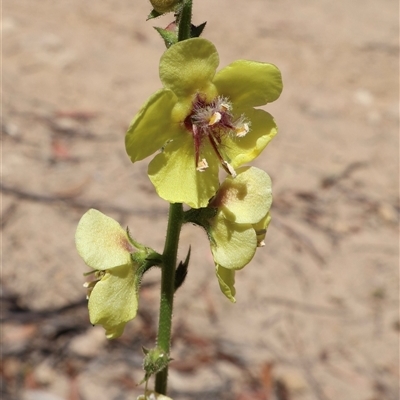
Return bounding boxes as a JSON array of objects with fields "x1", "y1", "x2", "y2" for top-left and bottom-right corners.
[
  {"x1": 207, "y1": 167, "x2": 272, "y2": 302},
  {"x1": 126, "y1": 38, "x2": 282, "y2": 208},
  {"x1": 75, "y1": 209, "x2": 139, "y2": 339}
]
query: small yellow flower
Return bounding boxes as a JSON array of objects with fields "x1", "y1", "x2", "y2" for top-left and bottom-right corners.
[
  {"x1": 75, "y1": 209, "x2": 140, "y2": 339},
  {"x1": 207, "y1": 167, "x2": 272, "y2": 301}
]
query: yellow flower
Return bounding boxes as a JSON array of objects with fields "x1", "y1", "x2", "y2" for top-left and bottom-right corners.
[
  {"x1": 126, "y1": 38, "x2": 282, "y2": 208},
  {"x1": 207, "y1": 167, "x2": 272, "y2": 301},
  {"x1": 75, "y1": 209, "x2": 140, "y2": 339}
]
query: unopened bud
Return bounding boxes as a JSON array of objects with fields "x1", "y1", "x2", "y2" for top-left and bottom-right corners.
[{"x1": 150, "y1": 0, "x2": 181, "y2": 13}]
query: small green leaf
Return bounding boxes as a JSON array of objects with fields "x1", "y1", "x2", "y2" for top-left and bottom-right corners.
[
  {"x1": 145, "y1": 251, "x2": 164, "y2": 265},
  {"x1": 154, "y1": 27, "x2": 178, "y2": 48},
  {"x1": 147, "y1": 9, "x2": 163, "y2": 20},
  {"x1": 141, "y1": 347, "x2": 172, "y2": 384},
  {"x1": 183, "y1": 207, "x2": 217, "y2": 228},
  {"x1": 191, "y1": 22, "x2": 206, "y2": 37},
  {"x1": 174, "y1": 246, "x2": 191, "y2": 291}
]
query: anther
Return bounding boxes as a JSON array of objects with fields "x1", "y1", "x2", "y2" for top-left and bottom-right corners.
[
  {"x1": 219, "y1": 103, "x2": 231, "y2": 112},
  {"x1": 235, "y1": 122, "x2": 250, "y2": 137},
  {"x1": 196, "y1": 158, "x2": 209, "y2": 172},
  {"x1": 222, "y1": 160, "x2": 237, "y2": 178},
  {"x1": 208, "y1": 112, "x2": 222, "y2": 126}
]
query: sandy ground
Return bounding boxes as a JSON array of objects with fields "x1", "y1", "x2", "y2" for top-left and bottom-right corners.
[{"x1": 2, "y1": 1, "x2": 399, "y2": 399}]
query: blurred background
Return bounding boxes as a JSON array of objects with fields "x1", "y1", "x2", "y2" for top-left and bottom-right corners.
[{"x1": 2, "y1": 1, "x2": 399, "y2": 399}]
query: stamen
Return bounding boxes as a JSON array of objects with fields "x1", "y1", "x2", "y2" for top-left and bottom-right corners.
[
  {"x1": 83, "y1": 280, "x2": 100, "y2": 288},
  {"x1": 208, "y1": 112, "x2": 222, "y2": 126},
  {"x1": 196, "y1": 158, "x2": 209, "y2": 172},
  {"x1": 192, "y1": 124, "x2": 202, "y2": 170},
  {"x1": 83, "y1": 270, "x2": 105, "y2": 299},
  {"x1": 222, "y1": 161, "x2": 237, "y2": 178},
  {"x1": 187, "y1": 94, "x2": 248, "y2": 176},
  {"x1": 256, "y1": 228, "x2": 267, "y2": 247},
  {"x1": 219, "y1": 102, "x2": 231, "y2": 112},
  {"x1": 235, "y1": 122, "x2": 250, "y2": 137}
]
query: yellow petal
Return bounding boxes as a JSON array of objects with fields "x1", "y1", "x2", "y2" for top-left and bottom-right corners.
[
  {"x1": 125, "y1": 89, "x2": 181, "y2": 163},
  {"x1": 227, "y1": 109, "x2": 277, "y2": 168},
  {"x1": 148, "y1": 137, "x2": 219, "y2": 208},
  {"x1": 216, "y1": 265, "x2": 236, "y2": 303},
  {"x1": 213, "y1": 60, "x2": 283, "y2": 108},
  {"x1": 253, "y1": 212, "x2": 272, "y2": 247},
  {"x1": 216, "y1": 167, "x2": 272, "y2": 224},
  {"x1": 76, "y1": 209, "x2": 134, "y2": 271},
  {"x1": 89, "y1": 264, "x2": 138, "y2": 339},
  {"x1": 210, "y1": 212, "x2": 257, "y2": 270},
  {"x1": 160, "y1": 38, "x2": 219, "y2": 101}
]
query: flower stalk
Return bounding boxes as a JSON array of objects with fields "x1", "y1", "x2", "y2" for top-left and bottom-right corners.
[
  {"x1": 155, "y1": 3, "x2": 193, "y2": 393},
  {"x1": 177, "y1": 0, "x2": 193, "y2": 42},
  {"x1": 155, "y1": 203, "x2": 183, "y2": 393}
]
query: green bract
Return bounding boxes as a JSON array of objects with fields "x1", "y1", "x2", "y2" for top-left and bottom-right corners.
[
  {"x1": 75, "y1": 209, "x2": 139, "y2": 339},
  {"x1": 208, "y1": 167, "x2": 272, "y2": 302},
  {"x1": 126, "y1": 38, "x2": 282, "y2": 208}
]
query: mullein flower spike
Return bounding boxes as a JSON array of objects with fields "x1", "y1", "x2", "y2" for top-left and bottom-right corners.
[
  {"x1": 126, "y1": 38, "x2": 282, "y2": 208},
  {"x1": 75, "y1": 209, "x2": 141, "y2": 339},
  {"x1": 207, "y1": 167, "x2": 273, "y2": 302}
]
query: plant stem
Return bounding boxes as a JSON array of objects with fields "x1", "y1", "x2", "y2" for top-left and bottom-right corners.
[
  {"x1": 155, "y1": 1, "x2": 192, "y2": 394},
  {"x1": 178, "y1": 0, "x2": 193, "y2": 42},
  {"x1": 154, "y1": 202, "x2": 183, "y2": 394}
]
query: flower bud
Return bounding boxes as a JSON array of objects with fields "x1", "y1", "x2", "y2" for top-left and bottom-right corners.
[
  {"x1": 137, "y1": 392, "x2": 173, "y2": 400},
  {"x1": 150, "y1": 0, "x2": 181, "y2": 13}
]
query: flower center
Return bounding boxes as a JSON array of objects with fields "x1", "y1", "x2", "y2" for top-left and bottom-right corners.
[{"x1": 183, "y1": 94, "x2": 250, "y2": 176}]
